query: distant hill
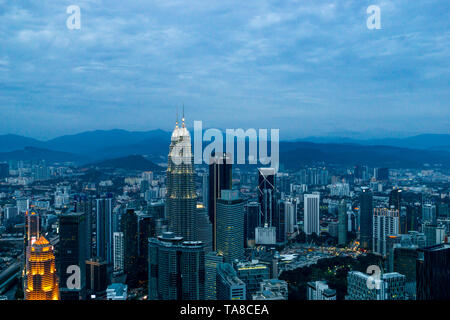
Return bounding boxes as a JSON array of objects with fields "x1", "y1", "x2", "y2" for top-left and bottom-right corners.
[
  {"x1": 86, "y1": 155, "x2": 163, "y2": 172},
  {"x1": 0, "y1": 147, "x2": 89, "y2": 163},
  {"x1": 0, "y1": 134, "x2": 44, "y2": 152},
  {"x1": 279, "y1": 141, "x2": 450, "y2": 169},
  {"x1": 1, "y1": 130, "x2": 450, "y2": 168},
  {"x1": 45, "y1": 129, "x2": 171, "y2": 156},
  {"x1": 299, "y1": 134, "x2": 450, "y2": 152}
]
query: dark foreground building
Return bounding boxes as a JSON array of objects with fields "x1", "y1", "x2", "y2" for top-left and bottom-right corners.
[
  {"x1": 416, "y1": 244, "x2": 450, "y2": 300},
  {"x1": 148, "y1": 232, "x2": 205, "y2": 300}
]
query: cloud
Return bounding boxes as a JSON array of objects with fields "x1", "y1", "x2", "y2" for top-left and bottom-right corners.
[{"x1": 0, "y1": 0, "x2": 448, "y2": 140}]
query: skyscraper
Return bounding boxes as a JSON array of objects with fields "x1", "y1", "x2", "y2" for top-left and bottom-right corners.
[
  {"x1": 113, "y1": 232, "x2": 124, "y2": 273},
  {"x1": 25, "y1": 210, "x2": 40, "y2": 246},
  {"x1": 216, "y1": 190, "x2": 244, "y2": 263},
  {"x1": 196, "y1": 203, "x2": 213, "y2": 253},
  {"x1": 0, "y1": 162, "x2": 9, "y2": 179},
  {"x1": 422, "y1": 204, "x2": 437, "y2": 224},
  {"x1": 394, "y1": 245, "x2": 419, "y2": 299},
  {"x1": 205, "y1": 251, "x2": 223, "y2": 300},
  {"x1": 208, "y1": 153, "x2": 232, "y2": 250},
  {"x1": 96, "y1": 198, "x2": 113, "y2": 264},
  {"x1": 416, "y1": 244, "x2": 450, "y2": 300},
  {"x1": 25, "y1": 236, "x2": 60, "y2": 300},
  {"x1": 338, "y1": 200, "x2": 348, "y2": 245},
  {"x1": 58, "y1": 212, "x2": 86, "y2": 300},
  {"x1": 85, "y1": 258, "x2": 109, "y2": 298},
  {"x1": 372, "y1": 207, "x2": 400, "y2": 256},
  {"x1": 244, "y1": 202, "x2": 261, "y2": 247},
  {"x1": 422, "y1": 223, "x2": 445, "y2": 247},
  {"x1": 275, "y1": 199, "x2": 291, "y2": 243},
  {"x1": 359, "y1": 188, "x2": 373, "y2": 250},
  {"x1": 304, "y1": 194, "x2": 320, "y2": 236},
  {"x1": 202, "y1": 172, "x2": 209, "y2": 210},
  {"x1": 166, "y1": 115, "x2": 197, "y2": 241},
  {"x1": 148, "y1": 232, "x2": 205, "y2": 300},
  {"x1": 257, "y1": 168, "x2": 277, "y2": 228},
  {"x1": 74, "y1": 194, "x2": 95, "y2": 259},
  {"x1": 121, "y1": 209, "x2": 138, "y2": 284},
  {"x1": 389, "y1": 188, "x2": 402, "y2": 210}
]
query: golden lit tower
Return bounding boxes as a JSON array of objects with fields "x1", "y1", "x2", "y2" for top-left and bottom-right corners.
[{"x1": 25, "y1": 236, "x2": 60, "y2": 300}]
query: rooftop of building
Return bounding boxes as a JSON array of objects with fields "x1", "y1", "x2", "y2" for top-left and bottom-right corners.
[
  {"x1": 419, "y1": 243, "x2": 450, "y2": 252},
  {"x1": 107, "y1": 283, "x2": 127, "y2": 296}
]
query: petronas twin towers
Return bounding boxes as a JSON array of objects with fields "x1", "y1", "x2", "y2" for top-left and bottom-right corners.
[{"x1": 166, "y1": 113, "x2": 198, "y2": 241}]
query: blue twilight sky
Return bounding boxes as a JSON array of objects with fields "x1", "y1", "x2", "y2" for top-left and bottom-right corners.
[{"x1": 0, "y1": 0, "x2": 449, "y2": 140}]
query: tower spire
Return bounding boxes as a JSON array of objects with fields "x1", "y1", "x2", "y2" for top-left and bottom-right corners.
[
  {"x1": 182, "y1": 104, "x2": 185, "y2": 128},
  {"x1": 176, "y1": 106, "x2": 179, "y2": 128}
]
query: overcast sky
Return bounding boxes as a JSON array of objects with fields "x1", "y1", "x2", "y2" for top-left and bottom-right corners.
[{"x1": 0, "y1": 0, "x2": 449, "y2": 140}]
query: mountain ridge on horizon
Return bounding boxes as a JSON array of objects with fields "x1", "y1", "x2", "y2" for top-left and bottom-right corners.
[
  {"x1": 1, "y1": 130, "x2": 450, "y2": 168},
  {"x1": 2, "y1": 129, "x2": 450, "y2": 143}
]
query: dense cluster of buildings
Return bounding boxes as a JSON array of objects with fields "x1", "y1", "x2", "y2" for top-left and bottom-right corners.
[{"x1": 0, "y1": 118, "x2": 449, "y2": 301}]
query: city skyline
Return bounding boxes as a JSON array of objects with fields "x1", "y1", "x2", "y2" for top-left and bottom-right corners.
[
  {"x1": 0, "y1": 0, "x2": 449, "y2": 140},
  {"x1": 0, "y1": 0, "x2": 449, "y2": 308}
]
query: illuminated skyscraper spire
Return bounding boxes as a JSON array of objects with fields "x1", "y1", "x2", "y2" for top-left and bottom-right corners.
[{"x1": 166, "y1": 108, "x2": 197, "y2": 241}]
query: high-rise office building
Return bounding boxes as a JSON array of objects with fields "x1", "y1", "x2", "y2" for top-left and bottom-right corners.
[
  {"x1": 436, "y1": 203, "x2": 449, "y2": 218},
  {"x1": 244, "y1": 202, "x2": 260, "y2": 247},
  {"x1": 205, "y1": 251, "x2": 223, "y2": 300},
  {"x1": 389, "y1": 188, "x2": 402, "y2": 210},
  {"x1": 422, "y1": 223, "x2": 445, "y2": 247},
  {"x1": 373, "y1": 207, "x2": 400, "y2": 256},
  {"x1": 422, "y1": 204, "x2": 437, "y2": 224},
  {"x1": 16, "y1": 198, "x2": 30, "y2": 213},
  {"x1": 136, "y1": 211, "x2": 155, "y2": 280},
  {"x1": 58, "y1": 212, "x2": 86, "y2": 300},
  {"x1": 416, "y1": 244, "x2": 450, "y2": 300},
  {"x1": 166, "y1": 116, "x2": 197, "y2": 241},
  {"x1": 216, "y1": 190, "x2": 244, "y2": 263},
  {"x1": 274, "y1": 200, "x2": 291, "y2": 243},
  {"x1": 304, "y1": 194, "x2": 320, "y2": 236},
  {"x1": 216, "y1": 263, "x2": 246, "y2": 300},
  {"x1": 374, "y1": 167, "x2": 389, "y2": 181},
  {"x1": 404, "y1": 204, "x2": 420, "y2": 233},
  {"x1": 202, "y1": 172, "x2": 209, "y2": 210},
  {"x1": 359, "y1": 188, "x2": 373, "y2": 250},
  {"x1": 74, "y1": 194, "x2": 95, "y2": 259},
  {"x1": 208, "y1": 153, "x2": 232, "y2": 250},
  {"x1": 394, "y1": 245, "x2": 419, "y2": 299},
  {"x1": 85, "y1": 258, "x2": 109, "y2": 298},
  {"x1": 96, "y1": 198, "x2": 113, "y2": 264},
  {"x1": 25, "y1": 210, "x2": 40, "y2": 245},
  {"x1": 121, "y1": 209, "x2": 138, "y2": 283},
  {"x1": 338, "y1": 199, "x2": 348, "y2": 245},
  {"x1": 257, "y1": 168, "x2": 277, "y2": 228},
  {"x1": 148, "y1": 232, "x2": 205, "y2": 300},
  {"x1": 25, "y1": 236, "x2": 60, "y2": 300},
  {"x1": 0, "y1": 162, "x2": 9, "y2": 179},
  {"x1": 196, "y1": 203, "x2": 213, "y2": 253},
  {"x1": 113, "y1": 232, "x2": 124, "y2": 273}
]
